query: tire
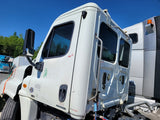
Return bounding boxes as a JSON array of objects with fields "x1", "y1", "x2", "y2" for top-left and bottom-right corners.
[{"x1": 0, "y1": 97, "x2": 20, "y2": 120}]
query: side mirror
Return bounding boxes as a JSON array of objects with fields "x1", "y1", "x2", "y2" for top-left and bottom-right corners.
[
  {"x1": 23, "y1": 29, "x2": 44, "y2": 72},
  {"x1": 23, "y1": 29, "x2": 35, "y2": 56}
]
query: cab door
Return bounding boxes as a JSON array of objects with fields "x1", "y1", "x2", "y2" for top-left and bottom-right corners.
[
  {"x1": 97, "y1": 14, "x2": 131, "y2": 106},
  {"x1": 29, "y1": 12, "x2": 82, "y2": 113},
  {"x1": 97, "y1": 14, "x2": 120, "y2": 104}
]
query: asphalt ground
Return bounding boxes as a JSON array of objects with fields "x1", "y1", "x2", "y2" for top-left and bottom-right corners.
[
  {"x1": 0, "y1": 73, "x2": 9, "y2": 81},
  {"x1": 0, "y1": 73, "x2": 9, "y2": 115}
]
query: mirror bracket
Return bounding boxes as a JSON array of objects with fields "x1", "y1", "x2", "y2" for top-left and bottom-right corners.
[{"x1": 26, "y1": 56, "x2": 43, "y2": 72}]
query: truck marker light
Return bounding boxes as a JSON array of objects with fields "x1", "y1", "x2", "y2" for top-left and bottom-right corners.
[
  {"x1": 23, "y1": 84, "x2": 27, "y2": 88},
  {"x1": 147, "y1": 19, "x2": 153, "y2": 24},
  {"x1": 145, "y1": 19, "x2": 154, "y2": 34}
]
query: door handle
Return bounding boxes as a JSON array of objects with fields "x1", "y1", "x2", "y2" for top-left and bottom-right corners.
[
  {"x1": 102, "y1": 73, "x2": 107, "y2": 90},
  {"x1": 59, "y1": 85, "x2": 68, "y2": 102}
]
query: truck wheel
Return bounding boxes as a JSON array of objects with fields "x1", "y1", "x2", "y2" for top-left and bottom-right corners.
[{"x1": 0, "y1": 97, "x2": 20, "y2": 120}]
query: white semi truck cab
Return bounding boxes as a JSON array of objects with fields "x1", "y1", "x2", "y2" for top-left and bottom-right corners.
[
  {"x1": 124, "y1": 16, "x2": 160, "y2": 102},
  {"x1": 2, "y1": 3, "x2": 157, "y2": 120}
]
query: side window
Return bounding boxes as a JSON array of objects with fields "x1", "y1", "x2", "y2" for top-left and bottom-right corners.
[
  {"x1": 99, "y1": 22, "x2": 118, "y2": 63},
  {"x1": 42, "y1": 33, "x2": 52, "y2": 58},
  {"x1": 118, "y1": 38, "x2": 130, "y2": 68},
  {"x1": 42, "y1": 22, "x2": 74, "y2": 58},
  {"x1": 129, "y1": 33, "x2": 138, "y2": 44}
]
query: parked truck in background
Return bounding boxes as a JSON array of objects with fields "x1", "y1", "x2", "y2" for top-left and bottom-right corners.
[
  {"x1": 0, "y1": 55, "x2": 12, "y2": 73},
  {"x1": 124, "y1": 16, "x2": 160, "y2": 103},
  {"x1": 0, "y1": 3, "x2": 159, "y2": 120}
]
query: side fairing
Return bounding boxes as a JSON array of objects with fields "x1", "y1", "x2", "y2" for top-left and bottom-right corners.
[{"x1": 0, "y1": 65, "x2": 29, "y2": 99}]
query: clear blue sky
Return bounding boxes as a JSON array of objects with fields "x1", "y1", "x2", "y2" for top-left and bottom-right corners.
[{"x1": 0, "y1": 0, "x2": 160, "y2": 48}]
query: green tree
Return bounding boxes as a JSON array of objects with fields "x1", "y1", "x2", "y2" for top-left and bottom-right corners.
[
  {"x1": 0, "y1": 32, "x2": 24, "y2": 57},
  {"x1": 32, "y1": 42, "x2": 43, "y2": 59}
]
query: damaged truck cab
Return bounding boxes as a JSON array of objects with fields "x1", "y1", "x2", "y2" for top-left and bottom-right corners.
[{"x1": 0, "y1": 3, "x2": 132, "y2": 120}]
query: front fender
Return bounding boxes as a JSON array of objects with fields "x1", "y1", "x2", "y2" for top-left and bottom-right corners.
[{"x1": 0, "y1": 65, "x2": 31, "y2": 99}]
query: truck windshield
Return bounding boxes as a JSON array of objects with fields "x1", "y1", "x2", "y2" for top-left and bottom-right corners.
[{"x1": 42, "y1": 22, "x2": 74, "y2": 58}]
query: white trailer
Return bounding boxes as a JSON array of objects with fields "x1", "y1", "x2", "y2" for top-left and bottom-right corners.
[{"x1": 124, "y1": 16, "x2": 160, "y2": 102}]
